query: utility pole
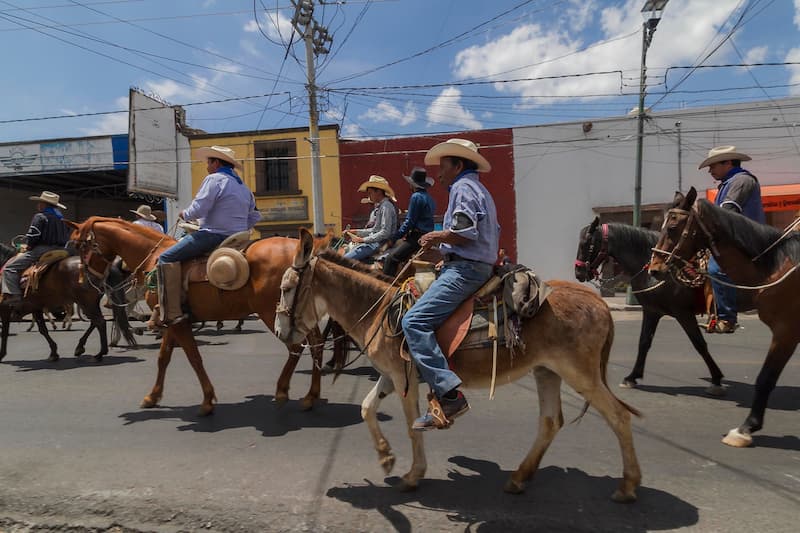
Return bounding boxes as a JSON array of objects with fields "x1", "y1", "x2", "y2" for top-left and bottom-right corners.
[
  {"x1": 676, "y1": 121, "x2": 683, "y2": 192},
  {"x1": 291, "y1": 0, "x2": 332, "y2": 235}
]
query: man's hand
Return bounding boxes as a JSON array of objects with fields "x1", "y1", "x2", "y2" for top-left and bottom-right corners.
[
  {"x1": 178, "y1": 210, "x2": 186, "y2": 221},
  {"x1": 419, "y1": 230, "x2": 445, "y2": 250},
  {"x1": 350, "y1": 233, "x2": 365, "y2": 244}
]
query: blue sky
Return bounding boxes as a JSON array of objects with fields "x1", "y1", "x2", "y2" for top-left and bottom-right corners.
[{"x1": 1, "y1": 0, "x2": 799, "y2": 144}]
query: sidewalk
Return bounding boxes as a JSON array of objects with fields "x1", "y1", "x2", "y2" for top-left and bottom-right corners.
[{"x1": 603, "y1": 295, "x2": 641, "y2": 311}]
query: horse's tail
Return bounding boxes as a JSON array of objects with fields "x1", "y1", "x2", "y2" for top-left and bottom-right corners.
[{"x1": 107, "y1": 267, "x2": 137, "y2": 348}]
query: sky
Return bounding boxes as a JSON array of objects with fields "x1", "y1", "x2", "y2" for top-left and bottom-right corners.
[{"x1": 1, "y1": 0, "x2": 799, "y2": 144}]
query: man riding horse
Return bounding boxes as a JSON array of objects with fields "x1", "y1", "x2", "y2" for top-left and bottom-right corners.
[
  {"x1": 150, "y1": 145, "x2": 260, "y2": 327},
  {"x1": 0, "y1": 191, "x2": 70, "y2": 306}
]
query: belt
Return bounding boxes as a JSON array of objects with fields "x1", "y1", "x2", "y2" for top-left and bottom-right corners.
[{"x1": 443, "y1": 253, "x2": 476, "y2": 263}]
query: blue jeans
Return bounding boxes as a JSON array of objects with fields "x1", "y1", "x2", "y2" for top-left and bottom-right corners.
[
  {"x1": 344, "y1": 242, "x2": 381, "y2": 262},
  {"x1": 158, "y1": 231, "x2": 226, "y2": 264},
  {"x1": 708, "y1": 256, "x2": 736, "y2": 323},
  {"x1": 401, "y1": 260, "x2": 494, "y2": 398}
]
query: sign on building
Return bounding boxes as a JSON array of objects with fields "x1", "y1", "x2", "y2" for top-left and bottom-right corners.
[
  {"x1": 128, "y1": 88, "x2": 178, "y2": 197},
  {"x1": 0, "y1": 138, "x2": 115, "y2": 176}
]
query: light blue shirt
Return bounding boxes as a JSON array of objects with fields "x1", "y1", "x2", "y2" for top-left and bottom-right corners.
[
  {"x1": 183, "y1": 169, "x2": 261, "y2": 236},
  {"x1": 440, "y1": 171, "x2": 499, "y2": 264}
]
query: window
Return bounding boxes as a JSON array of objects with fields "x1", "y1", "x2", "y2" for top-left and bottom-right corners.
[{"x1": 254, "y1": 140, "x2": 299, "y2": 195}]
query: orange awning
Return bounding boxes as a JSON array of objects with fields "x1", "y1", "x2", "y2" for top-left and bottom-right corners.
[{"x1": 706, "y1": 183, "x2": 800, "y2": 212}]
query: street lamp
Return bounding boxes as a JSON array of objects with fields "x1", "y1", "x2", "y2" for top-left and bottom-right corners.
[{"x1": 628, "y1": 0, "x2": 668, "y2": 305}]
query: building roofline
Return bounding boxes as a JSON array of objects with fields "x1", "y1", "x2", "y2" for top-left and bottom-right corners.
[
  {"x1": 0, "y1": 132, "x2": 126, "y2": 147},
  {"x1": 189, "y1": 123, "x2": 339, "y2": 140}
]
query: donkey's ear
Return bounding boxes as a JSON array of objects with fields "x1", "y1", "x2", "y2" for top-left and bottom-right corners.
[
  {"x1": 684, "y1": 186, "x2": 697, "y2": 208},
  {"x1": 294, "y1": 228, "x2": 314, "y2": 268},
  {"x1": 589, "y1": 216, "x2": 600, "y2": 231}
]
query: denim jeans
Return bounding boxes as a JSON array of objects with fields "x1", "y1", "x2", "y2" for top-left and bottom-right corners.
[
  {"x1": 708, "y1": 256, "x2": 736, "y2": 323},
  {"x1": 401, "y1": 259, "x2": 494, "y2": 398},
  {"x1": 344, "y1": 242, "x2": 381, "y2": 262},
  {"x1": 158, "y1": 231, "x2": 226, "y2": 264}
]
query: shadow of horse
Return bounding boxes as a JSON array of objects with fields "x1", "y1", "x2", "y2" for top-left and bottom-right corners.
[
  {"x1": 3, "y1": 355, "x2": 144, "y2": 371},
  {"x1": 325, "y1": 456, "x2": 698, "y2": 532},
  {"x1": 118, "y1": 393, "x2": 391, "y2": 437},
  {"x1": 635, "y1": 378, "x2": 800, "y2": 411}
]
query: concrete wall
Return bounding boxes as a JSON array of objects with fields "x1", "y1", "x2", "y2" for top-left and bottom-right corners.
[{"x1": 513, "y1": 97, "x2": 800, "y2": 282}]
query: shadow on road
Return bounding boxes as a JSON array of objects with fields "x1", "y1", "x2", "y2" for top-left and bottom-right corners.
[
  {"x1": 326, "y1": 455, "x2": 698, "y2": 532},
  {"x1": 634, "y1": 378, "x2": 800, "y2": 411},
  {"x1": 2, "y1": 355, "x2": 144, "y2": 371},
  {"x1": 118, "y1": 393, "x2": 390, "y2": 436}
]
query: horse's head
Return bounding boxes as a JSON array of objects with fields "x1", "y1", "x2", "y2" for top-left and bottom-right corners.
[
  {"x1": 275, "y1": 228, "x2": 320, "y2": 345},
  {"x1": 575, "y1": 216, "x2": 608, "y2": 282},
  {"x1": 649, "y1": 187, "x2": 706, "y2": 279},
  {"x1": 67, "y1": 218, "x2": 118, "y2": 278}
]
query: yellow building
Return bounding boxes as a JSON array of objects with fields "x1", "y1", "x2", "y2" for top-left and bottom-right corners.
[{"x1": 188, "y1": 125, "x2": 341, "y2": 237}]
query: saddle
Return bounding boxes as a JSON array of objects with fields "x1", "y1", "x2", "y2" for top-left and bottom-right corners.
[
  {"x1": 21, "y1": 249, "x2": 70, "y2": 296},
  {"x1": 178, "y1": 231, "x2": 254, "y2": 290}
]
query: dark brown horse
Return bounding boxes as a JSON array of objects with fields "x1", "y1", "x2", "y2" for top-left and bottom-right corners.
[
  {"x1": 576, "y1": 217, "x2": 725, "y2": 395},
  {"x1": 1, "y1": 255, "x2": 114, "y2": 362},
  {"x1": 69, "y1": 217, "x2": 328, "y2": 415},
  {"x1": 649, "y1": 187, "x2": 791, "y2": 447},
  {"x1": 275, "y1": 229, "x2": 642, "y2": 502}
]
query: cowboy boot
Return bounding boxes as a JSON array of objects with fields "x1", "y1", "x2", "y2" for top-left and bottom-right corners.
[{"x1": 155, "y1": 262, "x2": 187, "y2": 327}]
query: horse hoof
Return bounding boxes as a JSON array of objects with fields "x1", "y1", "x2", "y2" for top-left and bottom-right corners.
[
  {"x1": 93, "y1": 355, "x2": 104, "y2": 362},
  {"x1": 74, "y1": 348, "x2": 85, "y2": 357},
  {"x1": 300, "y1": 396, "x2": 315, "y2": 411},
  {"x1": 380, "y1": 454, "x2": 396, "y2": 475},
  {"x1": 141, "y1": 396, "x2": 158, "y2": 409},
  {"x1": 722, "y1": 428, "x2": 753, "y2": 448},
  {"x1": 619, "y1": 379, "x2": 637, "y2": 389},
  {"x1": 273, "y1": 394, "x2": 289, "y2": 407},
  {"x1": 198, "y1": 404, "x2": 215, "y2": 416},
  {"x1": 705, "y1": 384, "x2": 726, "y2": 397},
  {"x1": 47, "y1": 354, "x2": 59, "y2": 362},
  {"x1": 397, "y1": 478, "x2": 418, "y2": 492},
  {"x1": 503, "y1": 478, "x2": 526, "y2": 494},
  {"x1": 611, "y1": 489, "x2": 637, "y2": 503}
]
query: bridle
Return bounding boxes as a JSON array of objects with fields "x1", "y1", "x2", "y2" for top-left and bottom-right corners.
[
  {"x1": 651, "y1": 204, "x2": 721, "y2": 271},
  {"x1": 73, "y1": 227, "x2": 115, "y2": 280},
  {"x1": 575, "y1": 223, "x2": 609, "y2": 280},
  {"x1": 276, "y1": 257, "x2": 319, "y2": 334}
]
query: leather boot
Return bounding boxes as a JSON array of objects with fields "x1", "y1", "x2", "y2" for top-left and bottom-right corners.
[{"x1": 156, "y1": 262, "x2": 187, "y2": 326}]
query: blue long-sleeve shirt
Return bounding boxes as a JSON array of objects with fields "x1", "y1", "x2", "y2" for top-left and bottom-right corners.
[
  {"x1": 183, "y1": 168, "x2": 261, "y2": 236},
  {"x1": 393, "y1": 189, "x2": 435, "y2": 241},
  {"x1": 439, "y1": 170, "x2": 500, "y2": 264}
]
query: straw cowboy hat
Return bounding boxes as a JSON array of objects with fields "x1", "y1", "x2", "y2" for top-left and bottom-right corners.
[
  {"x1": 196, "y1": 145, "x2": 243, "y2": 170},
  {"x1": 207, "y1": 248, "x2": 250, "y2": 291},
  {"x1": 424, "y1": 138, "x2": 491, "y2": 173},
  {"x1": 358, "y1": 175, "x2": 396, "y2": 201},
  {"x1": 403, "y1": 167, "x2": 434, "y2": 188},
  {"x1": 130, "y1": 204, "x2": 157, "y2": 221},
  {"x1": 698, "y1": 146, "x2": 752, "y2": 169},
  {"x1": 29, "y1": 190, "x2": 66, "y2": 210}
]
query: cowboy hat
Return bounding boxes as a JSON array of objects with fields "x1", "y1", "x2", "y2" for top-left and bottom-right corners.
[
  {"x1": 28, "y1": 191, "x2": 66, "y2": 210},
  {"x1": 207, "y1": 248, "x2": 250, "y2": 291},
  {"x1": 130, "y1": 204, "x2": 157, "y2": 221},
  {"x1": 698, "y1": 146, "x2": 752, "y2": 169},
  {"x1": 424, "y1": 138, "x2": 491, "y2": 173},
  {"x1": 195, "y1": 145, "x2": 243, "y2": 170},
  {"x1": 357, "y1": 175, "x2": 396, "y2": 201},
  {"x1": 403, "y1": 167, "x2": 434, "y2": 188}
]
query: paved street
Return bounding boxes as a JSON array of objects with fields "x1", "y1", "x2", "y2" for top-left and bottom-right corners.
[{"x1": 0, "y1": 311, "x2": 797, "y2": 532}]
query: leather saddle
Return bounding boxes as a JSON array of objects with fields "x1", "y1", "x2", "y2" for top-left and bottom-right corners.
[{"x1": 21, "y1": 249, "x2": 70, "y2": 295}]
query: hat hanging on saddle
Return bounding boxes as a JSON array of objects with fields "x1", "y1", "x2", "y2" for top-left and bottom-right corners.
[
  {"x1": 130, "y1": 204, "x2": 157, "y2": 221},
  {"x1": 195, "y1": 145, "x2": 243, "y2": 170},
  {"x1": 403, "y1": 167, "x2": 434, "y2": 189},
  {"x1": 424, "y1": 138, "x2": 491, "y2": 173},
  {"x1": 207, "y1": 248, "x2": 249, "y2": 291},
  {"x1": 357, "y1": 175, "x2": 397, "y2": 202},
  {"x1": 698, "y1": 146, "x2": 752, "y2": 169},
  {"x1": 28, "y1": 190, "x2": 66, "y2": 210}
]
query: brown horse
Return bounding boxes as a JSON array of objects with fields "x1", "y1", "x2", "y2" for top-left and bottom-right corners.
[
  {"x1": 68, "y1": 217, "x2": 329, "y2": 415},
  {"x1": 649, "y1": 187, "x2": 796, "y2": 448},
  {"x1": 275, "y1": 228, "x2": 642, "y2": 502},
  {"x1": 1, "y1": 256, "x2": 113, "y2": 362}
]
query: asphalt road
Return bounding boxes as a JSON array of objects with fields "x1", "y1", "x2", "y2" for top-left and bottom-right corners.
[{"x1": 0, "y1": 312, "x2": 797, "y2": 532}]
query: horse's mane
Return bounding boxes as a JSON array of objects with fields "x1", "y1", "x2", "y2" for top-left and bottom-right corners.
[
  {"x1": 697, "y1": 199, "x2": 800, "y2": 272},
  {"x1": 607, "y1": 223, "x2": 659, "y2": 250},
  {"x1": 317, "y1": 249, "x2": 395, "y2": 284}
]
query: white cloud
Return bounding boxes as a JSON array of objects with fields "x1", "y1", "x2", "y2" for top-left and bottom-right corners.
[
  {"x1": 244, "y1": 12, "x2": 294, "y2": 42},
  {"x1": 240, "y1": 38, "x2": 261, "y2": 57},
  {"x1": 361, "y1": 100, "x2": 418, "y2": 126},
  {"x1": 453, "y1": 0, "x2": 744, "y2": 104},
  {"x1": 426, "y1": 87, "x2": 482, "y2": 130},
  {"x1": 341, "y1": 123, "x2": 362, "y2": 138},
  {"x1": 324, "y1": 106, "x2": 345, "y2": 122},
  {"x1": 243, "y1": 20, "x2": 259, "y2": 33},
  {"x1": 743, "y1": 45, "x2": 768, "y2": 64},
  {"x1": 786, "y1": 47, "x2": 800, "y2": 96},
  {"x1": 795, "y1": 0, "x2": 800, "y2": 29},
  {"x1": 81, "y1": 97, "x2": 129, "y2": 136}
]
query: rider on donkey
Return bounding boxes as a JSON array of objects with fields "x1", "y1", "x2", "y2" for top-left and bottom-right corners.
[
  {"x1": 0, "y1": 191, "x2": 70, "y2": 306},
  {"x1": 700, "y1": 145, "x2": 765, "y2": 333},
  {"x1": 150, "y1": 146, "x2": 260, "y2": 327},
  {"x1": 401, "y1": 139, "x2": 499, "y2": 430},
  {"x1": 382, "y1": 168, "x2": 436, "y2": 276},
  {"x1": 343, "y1": 175, "x2": 397, "y2": 262}
]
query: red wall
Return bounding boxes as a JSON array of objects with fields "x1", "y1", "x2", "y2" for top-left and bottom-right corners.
[{"x1": 338, "y1": 129, "x2": 517, "y2": 261}]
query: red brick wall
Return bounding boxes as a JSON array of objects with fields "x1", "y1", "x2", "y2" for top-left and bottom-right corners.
[{"x1": 338, "y1": 129, "x2": 517, "y2": 261}]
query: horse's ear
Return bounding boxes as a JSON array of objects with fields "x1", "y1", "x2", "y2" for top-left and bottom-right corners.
[
  {"x1": 684, "y1": 186, "x2": 697, "y2": 208},
  {"x1": 294, "y1": 228, "x2": 314, "y2": 268},
  {"x1": 671, "y1": 190, "x2": 685, "y2": 208},
  {"x1": 63, "y1": 220, "x2": 79, "y2": 230},
  {"x1": 589, "y1": 216, "x2": 600, "y2": 232},
  {"x1": 312, "y1": 228, "x2": 334, "y2": 252}
]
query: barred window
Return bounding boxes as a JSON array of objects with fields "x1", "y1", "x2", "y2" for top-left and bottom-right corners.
[{"x1": 255, "y1": 140, "x2": 299, "y2": 195}]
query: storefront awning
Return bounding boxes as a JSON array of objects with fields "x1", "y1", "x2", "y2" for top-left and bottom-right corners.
[{"x1": 706, "y1": 183, "x2": 800, "y2": 212}]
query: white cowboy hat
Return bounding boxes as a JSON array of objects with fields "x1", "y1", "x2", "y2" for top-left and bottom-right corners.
[
  {"x1": 402, "y1": 167, "x2": 434, "y2": 188},
  {"x1": 195, "y1": 145, "x2": 243, "y2": 170},
  {"x1": 207, "y1": 248, "x2": 250, "y2": 291},
  {"x1": 29, "y1": 191, "x2": 66, "y2": 210},
  {"x1": 424, "y1": 138, "x2": 491, "y2": 173},
  {"x1": 698, "y1": 146, "x2": 752, "y2": 169},
  {"x1": 130, "y1": 204, "x2": 157, "y2": 221},
  {"x1": 357, "y1": 175, "x2": 397, "y2": 202}
]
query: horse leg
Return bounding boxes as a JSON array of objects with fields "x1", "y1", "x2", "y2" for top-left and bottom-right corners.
[
  {"x1": 360, "y1": 374, "x2": 401, "y2": 478},
  {"x1": 392, "y1": 373, "x2": 427, "y2": 491},
  {"x1": 674, "y1": 312, "x2": 725, "y2": 396},
  {"x1": 34, "y1": 311, "x2": 60, "y2": 362},
  {"x1": 0, "y1": 310, "x2": 10, "y2": 361},
  {"x1": 89, "y1": 310, "x2": 108, "y2": 360},
  {"x1": 235, "y1": 319, "x2": 243, "y2": 332},
  {"x1": 300, "y1": 327, "x2": 324, "y2": 410},
  {"x1": 505, "y1": 367, "x2": 564, "y2": 494},
  {"x1": 274, "y1": 347, "x2": 301, "y2": 406},
  {"x1": 170, "y1": 321, "x2": 217, "y2": 416},
  {"x1": 141, "y1": 329, "x2": 176, "y2": 409},
  {"x1": 722, "y1": 335, "x2": 797, "y2": 448},
  {"x1": 74, "y1": 323, "x2": 94, "y2": 357},
  {"x1": 620, "y1": 310, "x2": 662, "y2": 388}
]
